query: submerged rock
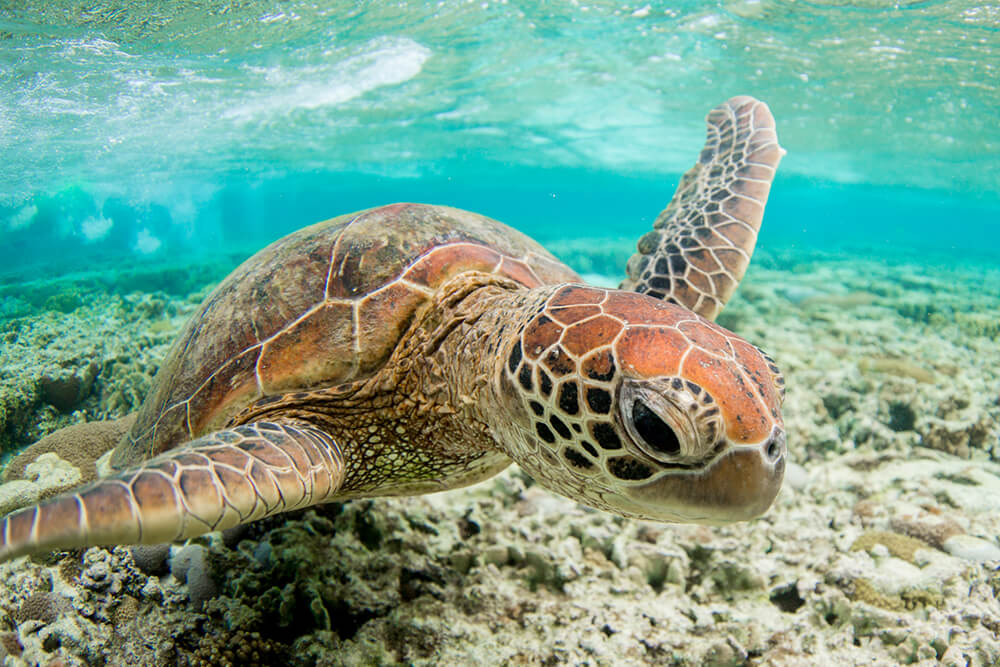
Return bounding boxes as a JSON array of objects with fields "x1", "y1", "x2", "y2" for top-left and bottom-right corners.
[
  {"x1": 0, "y1": 417, "x2": 135, "y2": 512},
  {"x1": 170, "y1": 544, "x2": 219, "y2": 610},
  {"x1": 942, "y1": 535, "x2": 1000, "y2": 562},
  {"x1": 38, "y1": 363, "x2": 98, "y2": 412}
]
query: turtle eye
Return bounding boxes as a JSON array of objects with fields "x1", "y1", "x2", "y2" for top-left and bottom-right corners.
[{"x1": 630, "y1": 399, "x2": 681, "y2": 457}]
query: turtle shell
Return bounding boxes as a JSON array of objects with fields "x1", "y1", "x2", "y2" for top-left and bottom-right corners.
[{"x1": 113, "y1": 203, "x2": 579, "y2": 467}]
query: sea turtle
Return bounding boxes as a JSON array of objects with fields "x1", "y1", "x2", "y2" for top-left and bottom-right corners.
[{"x1": 0, "y1": 96, "x2": 786, "y2": 562}]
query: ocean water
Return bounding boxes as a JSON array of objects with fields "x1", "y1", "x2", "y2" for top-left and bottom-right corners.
[
  {"x1": 1, "y1": 0, "x2": 998, "y2": 280},
  {"x1": 2, "y1": 2, "x2": 1000, "y2": 664}
]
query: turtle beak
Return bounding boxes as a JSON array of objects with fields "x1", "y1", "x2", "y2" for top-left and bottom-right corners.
[{"x1": 614, "y1": 425, "x2": 786, "y2": 524}]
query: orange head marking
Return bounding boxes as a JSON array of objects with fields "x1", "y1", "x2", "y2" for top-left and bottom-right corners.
[{"x1": 496, "y1": 285, "x2": 785, "y2": 524}]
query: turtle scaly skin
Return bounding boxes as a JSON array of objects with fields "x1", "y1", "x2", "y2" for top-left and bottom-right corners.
[
  {"x1": 0, "y1": 96, "x2": 785, "y2": 562},
  {"x1": 622, "y1": 96, "x2": 783, "y2": 320}
]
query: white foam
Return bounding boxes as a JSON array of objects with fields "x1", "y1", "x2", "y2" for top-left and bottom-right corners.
[
  {"x1": 224, "y1": 36, "x2": 431, "y2": 120},
  {"x1": 8, "y1": 205, "x2": 38, "y2": 231},
  {"x1": 0, "y1": 4, "x2": 994, "y2": 206},
  {"x1": 133, "y1": 228, "x2": 162, "y2": 254},
  {"x1": 81, "y1": 215, "x2": 113, "y2": 242}
]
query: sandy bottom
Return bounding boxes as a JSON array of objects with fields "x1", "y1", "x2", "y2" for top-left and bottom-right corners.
[{"x1": 0, "y1": 247, "x2": 998, "y2": 666}]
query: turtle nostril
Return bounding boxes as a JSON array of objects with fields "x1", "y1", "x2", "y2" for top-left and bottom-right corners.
[{"x1": 765, "y1": 430, "x2": 785, "y2": 463}]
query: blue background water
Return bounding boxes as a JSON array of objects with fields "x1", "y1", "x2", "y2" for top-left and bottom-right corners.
[{"x1": 1, "y1": 0, "x2": 998, "y2": 280}]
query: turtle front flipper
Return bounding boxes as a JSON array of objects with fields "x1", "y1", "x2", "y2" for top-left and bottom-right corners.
[
  {"x1": 622, "y1": 96, "x2": 784, "y2": 320},
  {"x1": 0, "y1": 421, "x2": 344, "y2": 563}
]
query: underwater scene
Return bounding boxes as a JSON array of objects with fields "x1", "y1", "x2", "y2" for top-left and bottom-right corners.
[{"x1": 1, "y1": 0, "x2": 999, "y2": 665}]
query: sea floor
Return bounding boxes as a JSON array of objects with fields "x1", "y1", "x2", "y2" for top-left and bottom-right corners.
[{"x1": 0, "y1": 245, "x2": 998, "y2": 666}]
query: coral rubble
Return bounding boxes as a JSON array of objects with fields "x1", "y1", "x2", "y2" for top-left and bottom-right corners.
[{"x1": 0, "y1": 249, "x2": 998, "y2": 666}]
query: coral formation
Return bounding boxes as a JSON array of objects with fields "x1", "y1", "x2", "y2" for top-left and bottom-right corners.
[
  {"x1": 859, "y1": 356, "x2": 936, "y2": 384},
  {"x1": 13, "y1": 591, "x2": 72, "y2": 625},
  {"x1": 129, "y1": 544, "x2": 171, "y2": 577},
  {"x1": 889, "y1": 508, "x2": 965, "y2": 549},
  {"x1": 170, "y1": 545, "x2": 219, "y2": 610},
  {"x1": 4, "y1": 417, "x2": 135, "y2": 491},
  {"x1": 850, "y1": 530, "x2": 931, "y2": 563},
  {"x1": 176, "y1": 630, "x2": 290, "y2": 667},
  {"x1": 0, "y1": 249, "x2": 998, "y2": 665},
  {"x1": 37, "y1": 362, "x2": 100, "y2": 412}
]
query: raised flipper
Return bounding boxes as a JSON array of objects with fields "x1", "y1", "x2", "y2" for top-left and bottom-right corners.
[
  {"x1": 0, "y1": 421, "x2": 344, "y2": 562},
  {"x1": 621, "y1": 96, "x2": 785, "y2": 320}
]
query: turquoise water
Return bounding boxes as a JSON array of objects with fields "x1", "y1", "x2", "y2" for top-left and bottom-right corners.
[
  {"x1": 2, "y1": 4, "x2": 1000, "y2": 663},
  {"x1": 2, "y1": 0, "x2": 999, "y2": 277}
]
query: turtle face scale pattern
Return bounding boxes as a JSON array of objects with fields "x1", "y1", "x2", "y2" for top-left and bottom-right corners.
[
  {"x1": 0, "y1": 95, "x2": 787, "y2": 562},
  {"x1": 495, "y1": 285, "x2": 785, "y2": 523}
]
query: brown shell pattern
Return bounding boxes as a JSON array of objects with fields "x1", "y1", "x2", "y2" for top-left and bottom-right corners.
[{"x1": 119, "y1": 203, "x2": 579, "y2": 465}]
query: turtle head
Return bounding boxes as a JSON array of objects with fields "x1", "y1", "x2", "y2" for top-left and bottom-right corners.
[{"x1": 495, "y1": 284, "x2": 785, "y2": 524}]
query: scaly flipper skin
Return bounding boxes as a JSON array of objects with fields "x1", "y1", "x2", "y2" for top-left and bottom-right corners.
[
  {"x1": 621, "y1": 96, "x2": 784, "y2": 320},
  {"x1": 0, "y1": 422, "x2": 344, "y2": 562}
]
